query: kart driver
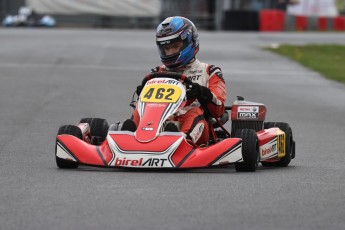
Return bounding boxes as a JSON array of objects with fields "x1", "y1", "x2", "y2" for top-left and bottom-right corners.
[{"x1": 122, "y1": 16, "x2": 226, "y2": 146}]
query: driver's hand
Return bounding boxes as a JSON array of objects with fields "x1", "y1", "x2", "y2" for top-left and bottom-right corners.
[
  {"x1": 136, "y1": 85, "x2": 143, "y2": 96},
  {"x1": 186, "y1": 83, "x2": 213, "y2": 103}
]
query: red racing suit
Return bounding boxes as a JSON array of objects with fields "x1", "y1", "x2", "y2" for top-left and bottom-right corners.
[{"x1": 132, "y1": 59, "x2": 226, "y2": 145}]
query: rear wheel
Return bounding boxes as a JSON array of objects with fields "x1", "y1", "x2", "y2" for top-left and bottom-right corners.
[
  {"x1": 262, "y1": 122, "x2": 293, "y2": 167},
  {"x1": 234, "y1": 129, "x2": 259, "y2": 172},
  {"x1": 56, "y1": 125, "x2": 81, "y2": 169},
  {"x1": 79, "y1": 118, "x2": 109, "y2": 143}
]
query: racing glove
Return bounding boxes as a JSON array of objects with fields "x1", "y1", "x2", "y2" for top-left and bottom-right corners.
[
  {"x1": 136, "y1": 85, "x2": 143, "y2": 96},
  {"x1": 186, "y1": 82, "x2": 213, "y2": 104}
]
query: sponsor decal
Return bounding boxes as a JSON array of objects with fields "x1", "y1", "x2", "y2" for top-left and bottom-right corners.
[
  {"x1": 115, "y1": 157, "x2": 168, "y2": 167},
  {"x1": 237, "y1": 106, "x2": 259, "y2": 119},
  {"x1": 159, "y1": 40, "x2": 171, "y2": 45},
  {"x1": 260, "y1": 138, "x2": 279, "y2": 159},
  {"x1": 142, "y1": 127, "x2": 154, "y2": 131},
  {"x1": 180, "y1": 31, "x2": 188, "y2": 40},
  {"x1": 146, "y1": 79, "x2": 179, "y2": 85},
  {"x1": 238, "y1": 106, "x2": 259, "y2": 112},
  {"x1": 189, "y1": 123, "x2": 204, "y2": 143},
  {"x1": 164, "y1": 79, "x2": 179, "y2": 85},
  {"x1": 238, "y1": 112, "x2": 258, "y2": 119},
  {"x1": 187, "y1": 75, "x2": 201, "y2": 81},
  {"x1": 261, "y1": 143, "x2": 277, "y2": 156},
  {"x1": 189, "y1": 70, "x2": 203, "y2": 74},
  {"x1": 146, "y1": 103, "x2": 167, "y2": 108}
]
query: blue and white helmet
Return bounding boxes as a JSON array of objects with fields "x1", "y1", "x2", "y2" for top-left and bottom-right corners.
[{"x1": 156, "y1": 16, "x2": 199, "y2": 68}]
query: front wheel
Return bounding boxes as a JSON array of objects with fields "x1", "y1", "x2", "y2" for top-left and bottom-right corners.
[
  {"x1": 262, "y1": 122, "x2": 294, "y2": 167},
  {"x1": 234, "y1": 129, "x2": 259, "y2": 172},
  {"x1": 56, "y1": 125, "x2": 81, "y2": 169},
  {"x1": 79, "y1": 118, "x2": 109, "y2": 144}
]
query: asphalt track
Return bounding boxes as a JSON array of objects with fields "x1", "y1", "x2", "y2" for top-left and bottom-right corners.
[{"x1": 0, "y1": 29, "x2": 345, "y2": 230}]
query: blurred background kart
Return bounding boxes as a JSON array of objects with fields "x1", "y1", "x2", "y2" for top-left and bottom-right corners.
[{"x1": 2, "y1": 6, "x2": 56, "y2": 27}]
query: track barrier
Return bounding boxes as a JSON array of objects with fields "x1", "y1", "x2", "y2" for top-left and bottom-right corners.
[
  {"x1": 259, "y1": 10, "x2": 285, "y2": 32},
  {"x1": 257, "y1": 10, "x2": 345, "y2": 32},
  {"x1": 333, "y1": 16, "x2": 345, "y2": 31}
]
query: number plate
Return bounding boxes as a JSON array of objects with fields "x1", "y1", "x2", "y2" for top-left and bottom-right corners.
[
  {"x1": 276, "y1": 129, "x2": 286, "y2": 158},
  {"x1": 140, "y1": 84, "x2": 182, "y2": 103}
]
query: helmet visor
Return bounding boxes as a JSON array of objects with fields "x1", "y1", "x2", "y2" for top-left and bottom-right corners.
[{"x1": 156, "y1": 36, "x2": 189, "y2": 58}]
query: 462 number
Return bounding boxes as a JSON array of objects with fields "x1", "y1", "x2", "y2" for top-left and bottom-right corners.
[{"x1": 143, "y1": 87, "x2": 175, "y2": 101}]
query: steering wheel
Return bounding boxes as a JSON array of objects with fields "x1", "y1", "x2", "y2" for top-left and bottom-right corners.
[{"x1": 141, "y1": 72, "x2": 193, "y2": 88}]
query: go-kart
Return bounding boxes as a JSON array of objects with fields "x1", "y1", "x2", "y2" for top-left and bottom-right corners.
[
  {"x1": 2, "y1": 7, "x2": 56, "y2": 27},
  {"x1": 55, "y1": 72, "x2": 295, "y2": 171}
]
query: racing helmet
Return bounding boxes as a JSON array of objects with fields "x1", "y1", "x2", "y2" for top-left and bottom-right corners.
[{"x1": 156, "y1": 16, "x2": 199, "y2": 68}]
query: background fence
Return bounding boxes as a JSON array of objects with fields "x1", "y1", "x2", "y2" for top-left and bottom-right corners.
[
  {"x1": 0, "y1": 0, "x2": 284, "y2": 29},
  {"x1": 1, "y1": 0, "x2": 25, "y2": 17},
  {"x1": 1, "y1": 0, "x2": 344, "y2": 30}
]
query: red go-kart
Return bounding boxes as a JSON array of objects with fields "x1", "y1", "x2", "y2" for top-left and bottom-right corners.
[{"x1": 55, "y1": 73, "x2": 295, "y2": 171}]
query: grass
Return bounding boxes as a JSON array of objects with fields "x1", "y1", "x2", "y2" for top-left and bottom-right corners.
[
  {"x1": 266, "y1": 44, "x2": 345, "y2": 84},
  {"x1": 337, "y1": 0, "x2": 344, "y2": 11}
]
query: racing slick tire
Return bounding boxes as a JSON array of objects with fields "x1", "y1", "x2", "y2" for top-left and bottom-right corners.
[
  {"x1": 262, "y1": 122, "x2": 294, "y2": 167},
  {"x1": 234, "y1": 129, "x2": 259, "y2": 172},
  {"x1": 56, "y1": 125, "x2": 82, "y2": 169},
  {"x1": 79, "y1": 118, "x2": 109, "y2": 143}
]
